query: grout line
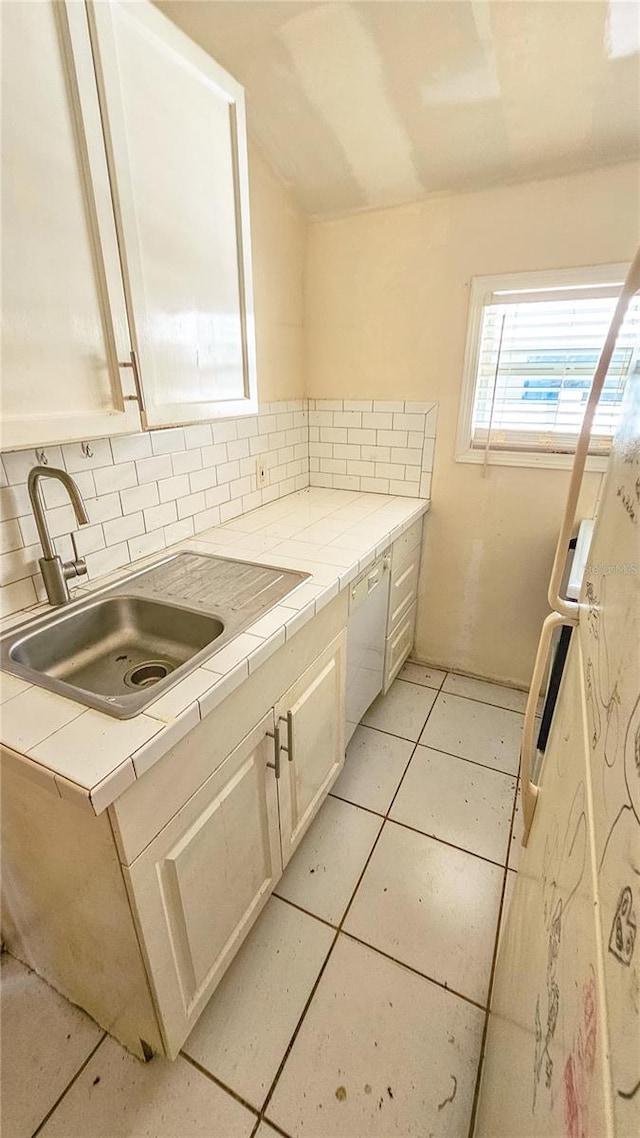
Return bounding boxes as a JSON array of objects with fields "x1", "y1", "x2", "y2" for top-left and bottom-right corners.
[
  {"x1": 251, "y1": 1115, "x2": 294, "y2": 1138},
  {"x1": 328, "y1": 790, "x2": 512, "y2": 872},
  {"x1": 181, "y1": 1052, "x2": 261, "y2": 1120},
  {"x1": 466, "y1": 777, "x2": 520, "y2": 1138},
  {"x1": 259, "y1": 683, "x2": 489, "y2": 1128},
  {"x1": 31, "y1": 1033, "x2": 107, "y2": 1138},
  {"x1": 271, "y1": 892, "x2": 338, "y2": 931},
  {"x1": 256, "y1": 778, "x2": 396, "y2": 1125},
  {"x1": 355, "y1": 715, "x2": 521, "y2": 779},
  {"x1": 338, "y1": 928, "x2": 488, "y2": 1013}
]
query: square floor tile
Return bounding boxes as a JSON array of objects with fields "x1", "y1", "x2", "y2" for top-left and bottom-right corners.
[
  {"x1": 39, "y1": 1037, "x2": 256, "y2": 1137},
  {"x1": 443, "y1": 673, "x2": 537, "y2": 713},
  {"x1": 275, "y1": 796, "x2": 382, "y2": 925},
  {"x1": 344, "y1": 821, "x2": 503, "y2": 1005},
  {"x1": 363, "y1": 679, "x2": 437, "y2": 741},
  {"x1": 419, "y1": 693, "x2": 523, "y2": 775},
  {"x1": 1, "y1": 953, "x2": 103, "y2": 1138},
  {"x1": 268, "y1": 934, "x2": 484, "y2": 1138},
  {"x1": 183, "y1": 896, "x2": 333, "y2": 1108},
  {"x1": 399, "y1": 661, "x2": 447, "y2": 689},
  {"x1": 390, "y1": 746, "x2": 516, "y2": 864},
  {"x1": 331, "y1": 725, "x2": 414, "y2": 814}
]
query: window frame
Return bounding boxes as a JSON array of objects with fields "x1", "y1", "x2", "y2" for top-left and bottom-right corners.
[{"x1": 456, "y1": 262, "x2": 632, "y2": 471}]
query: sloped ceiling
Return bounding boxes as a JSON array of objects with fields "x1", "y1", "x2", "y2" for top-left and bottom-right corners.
[{"x1": 157, "y1": 0, "x2": 640, "y2": 216}]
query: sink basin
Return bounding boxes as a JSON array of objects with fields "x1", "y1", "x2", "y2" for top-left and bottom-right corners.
[
  {"x1": 10, "y1": 594, "x2": 224, "y2": 697},
  {"x1": 1, "y1": 551, "x2": 309, "y2": 718}
]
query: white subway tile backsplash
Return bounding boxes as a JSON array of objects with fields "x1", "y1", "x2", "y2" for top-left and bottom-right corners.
[
  {"x1": 309, "y1": 399, "x2": 436, "y2": 502},
  {"x1": 0, "y1": 576, "x2": 37, "y2": 616},
  {"x1": 85, "y1": 493, "x2": 122, "y2": 526},
  {"x1": 0, "y1": 485, "x2": 31, "y2": 520},
  {"x1": 120, "y1": 482, "x2": 159, "y2": 515},
  {"x1": 110, "y1": 432, "x2": 152, "y2": 464},
  {"x1": 171, "y1": 449, "x2": 202, "y2": 477},
  {"x1": 212, "y1": 420, "x2": 238, "y2": 444},
  {"x1": 189, "y1": 467, "x2": 218, "y2": 494},
  {"x1": 128, "y1": 530, "x2": 166, "y2": 561},
  {"x1": 377, "y1": 429, "x2": 408, "y2": 447},
  {"x1": 362, "y1": 412, "x2": 392, "y2": 430},
  {"x1": 0, "y1": 519, "x2": 24, "y2": 555},
  {"x1": 136, "y1": 454, "x2": 173, "y2": 484},
  {"x1": 158, "y1": 474, "x2": 190, "y2": 503},
  {"x1": 103, "y1": 512, "x2": 145, "y2": 546},
  {"x1": 85, "y1": 542, "x2": 129, "y2": 580},
  {"x1": 93, "y1": 462, "x2": 136, "y2": 497},
  {"x1": 62, "y1": 438, "x2": 113, "y2": 472},
  {"x1": 177, "y1": 491, "x2": 206, "y2": 520},
  {"x1": 183, "y1": 423, "x2": 213, "y2": 450},
  {"x1": 151, "y1": 428, "x2": 185, "y2": 455},
  {"x1": 0, "y1": 398, "x2": 436, "y2": 616},
  {"x1": 144, "y1": 501, "x2": 178, "y2": 532},
  {"x1": 422, "y1": 437, "x2": 435, "y2": 470},
  {"x1": 164, "y1": 517, "x2": 195, "y2": 546}
]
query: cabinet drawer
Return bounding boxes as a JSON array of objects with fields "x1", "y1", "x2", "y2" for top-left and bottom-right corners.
[
  {"x1": 391, "y1": 518, "x2": 423, "y2": 571},
  {"x1": 388, "y1": 549, "x2": 420, "y2": 634},
  {"x1": 384, "y1": 601, "x2": 417, "y2": 693}
]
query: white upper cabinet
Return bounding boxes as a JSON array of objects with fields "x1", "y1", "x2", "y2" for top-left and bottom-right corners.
[
  {"x1": 1, "y1": 0, "x2": 141, "y2": 450},
  {"x1": 87, "y1": 0, "x2": 258, "y2": 428}
]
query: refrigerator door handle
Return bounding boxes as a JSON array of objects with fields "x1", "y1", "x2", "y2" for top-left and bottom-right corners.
[
  {"x1": 521, "y1": 610, "x2": 577, "y2": 845},
  {"x1": 548, "y1": 249, "x2": 640, "y2": 619}
]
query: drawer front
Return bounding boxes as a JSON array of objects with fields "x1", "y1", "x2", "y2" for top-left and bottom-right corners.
[
  {"x1": 391, "y1": 518, "x2": 423, "y2": 571},
  {"x1": 388, "y1": 549, "x2": 420, "y2": 634},
  {"x1": 384, "y1": 601, "x2": 417, "y2": 693}
]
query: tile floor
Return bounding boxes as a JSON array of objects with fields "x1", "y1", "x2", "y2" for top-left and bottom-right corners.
[{"x1": 2, "y1": 662, "x2": 524, "y2": 1138}]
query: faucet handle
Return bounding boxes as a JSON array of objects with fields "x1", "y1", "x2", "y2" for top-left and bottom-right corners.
[{"x1": 68, "y1": 532, "x2": 88, "y2": 577}]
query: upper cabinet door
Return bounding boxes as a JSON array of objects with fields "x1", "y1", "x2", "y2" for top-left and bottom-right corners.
[
  {"x1": 1, "y1": 1, "x2": 141, "y2": 450},
  {"x1": 87, "y1": 0, "x2": 258, "y2": 428}
]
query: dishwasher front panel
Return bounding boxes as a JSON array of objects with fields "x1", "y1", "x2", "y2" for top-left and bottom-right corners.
[{"x1": 345, "y1": 554, "x2": 390, "y2": 745}]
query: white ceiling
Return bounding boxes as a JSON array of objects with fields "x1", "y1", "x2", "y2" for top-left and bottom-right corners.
[{"x1": 157, "y1": 0, "x2": 640, "y2": 216}]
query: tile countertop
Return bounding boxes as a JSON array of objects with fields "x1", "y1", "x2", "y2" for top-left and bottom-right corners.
[{"x1": 0, "y1": 488, "x2": 429, "y2": 815}]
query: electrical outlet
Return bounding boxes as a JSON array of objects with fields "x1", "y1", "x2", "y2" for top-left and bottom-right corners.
[{"x1": 256, "y1": 459, "x2": 267, "y2": 488}]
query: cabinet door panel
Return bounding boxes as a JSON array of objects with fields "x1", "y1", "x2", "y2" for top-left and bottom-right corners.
[
  {"x1": 126, "y1": 712, "x2": 280, "y2": 1057},
  {"x1": 1, "y1": 0, "x2": 139, "y2": 449},
  {"x1": 277, "y1": 632, "x2": 347, "y2": 865},
  {"x1": 88, "y1": 0, "x2": 257, "y2": 427}
]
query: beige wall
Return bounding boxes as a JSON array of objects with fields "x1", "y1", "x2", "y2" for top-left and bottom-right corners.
[
  {"x1": 248, "y1": 144, "x2": 306, "y2": 403},
  {"x1": 304, "y1": 161, "x2": 640, "y2": 686}
]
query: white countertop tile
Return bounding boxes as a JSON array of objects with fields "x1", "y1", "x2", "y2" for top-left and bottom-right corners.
[
  {"x1": 1, "y1": 687, "x2": 85, "y2": 753},
  {"x1": 30, "y1": 708, "x2": 163, "y2": 788},
  {"x1": 0, "y1": 488, "x2": 429, "y2": 813}
]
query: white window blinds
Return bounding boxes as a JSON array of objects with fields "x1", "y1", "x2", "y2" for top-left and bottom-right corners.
[{"x1": 468, "y1": 272, "x2": 639, "y2": 457}]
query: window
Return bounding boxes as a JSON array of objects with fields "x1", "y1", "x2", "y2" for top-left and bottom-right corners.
[{"x1": 457, "y1": 263, "x2": 639, "y2": 469}]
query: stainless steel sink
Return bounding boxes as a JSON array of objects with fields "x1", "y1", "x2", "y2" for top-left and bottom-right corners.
[{"x1": 1, "y1": 552, "x2": 309, "y2": 718}]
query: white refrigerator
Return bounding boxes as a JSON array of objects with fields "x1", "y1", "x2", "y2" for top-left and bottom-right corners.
[{"x1": 475, "y1": 252, "x2": 640, "y2": 1138}]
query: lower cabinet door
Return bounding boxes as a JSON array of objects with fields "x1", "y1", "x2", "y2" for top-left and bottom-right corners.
[
  {"x1": 125, "y1": 711, "x2": 281, "y2": 1057},
  {"x1": 276, "y1": 631, "x2": 347, "y2": 866}
]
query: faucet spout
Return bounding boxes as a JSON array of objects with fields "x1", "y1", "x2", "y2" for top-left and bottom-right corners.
[{"x1": 27, "y1": 465, "x2": 89, "y2": 605}]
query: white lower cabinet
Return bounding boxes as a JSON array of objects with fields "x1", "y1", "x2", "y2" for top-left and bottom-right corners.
[
  {"x1": 276, "y1": 633, "x2": 347, "y2": 866},
  {"x1": 123, "y1": 629, "x2": 346, "y2": 1056},
  {"x1": 125, "y1": 711, "x2": 281, "y2": 1057}
]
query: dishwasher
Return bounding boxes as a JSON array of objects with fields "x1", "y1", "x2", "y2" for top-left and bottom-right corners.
[{"x1": 345, "y1": 552, "x2": 390, "y2": 744}]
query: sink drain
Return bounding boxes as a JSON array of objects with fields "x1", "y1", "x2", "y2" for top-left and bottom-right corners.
[{"x1": 124, "y1": 661, "x2": 173, "y2": 689}]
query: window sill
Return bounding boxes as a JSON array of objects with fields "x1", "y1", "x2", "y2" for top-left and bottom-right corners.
[{"x1": 456, "y1": 447, "x2": 608, "y2": 473}]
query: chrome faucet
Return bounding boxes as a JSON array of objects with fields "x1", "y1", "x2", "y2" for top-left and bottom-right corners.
[{"x1": 27, "y1": 466, "x2": 89, "y2": 606}]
